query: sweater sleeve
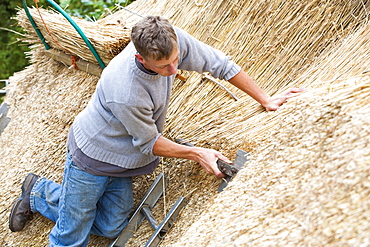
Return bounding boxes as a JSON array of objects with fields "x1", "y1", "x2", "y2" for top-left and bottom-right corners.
[{"x1": 176, "y1": 27, "x2": 241, "y2": 81}]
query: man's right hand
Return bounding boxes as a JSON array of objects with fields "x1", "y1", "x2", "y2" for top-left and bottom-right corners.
[
  {"x1": 153, "y1": 136, "x2": 230, "y2": 178},
  {"x1": 190, "y1": 147, "x2": 230, "y2": 178}
]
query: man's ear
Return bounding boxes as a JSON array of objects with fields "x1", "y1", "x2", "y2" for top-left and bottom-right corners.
[{"x1": 135, "y1": 54, "x2": 145, "y2": 63}]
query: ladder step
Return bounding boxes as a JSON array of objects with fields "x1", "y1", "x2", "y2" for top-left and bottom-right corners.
[{"x1": 145, "y1": 196, "x2": 188, "y2": 247}]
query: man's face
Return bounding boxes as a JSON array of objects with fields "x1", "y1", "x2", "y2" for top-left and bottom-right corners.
[{"x1": 135, "y1": 48, "x2": 179, "y2": 77}]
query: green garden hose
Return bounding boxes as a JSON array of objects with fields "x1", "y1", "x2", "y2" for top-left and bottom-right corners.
[
  {"x1": 22, "y1": 0, "x2": 50, "y2": 50},
  {"x1": 22, "y1": 0, "x2": 106, "y2": 69}
]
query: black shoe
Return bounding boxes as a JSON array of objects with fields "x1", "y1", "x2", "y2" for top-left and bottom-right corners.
[{"x1": 9, "y1": 173, "x2": 40, "y2": 232}]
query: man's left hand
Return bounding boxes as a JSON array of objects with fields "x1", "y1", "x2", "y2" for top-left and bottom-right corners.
[{"x1": 264, "y1": 88, "x2": 305, "y2": 111}]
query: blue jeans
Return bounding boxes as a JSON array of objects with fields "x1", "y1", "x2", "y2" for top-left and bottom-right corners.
[{"x1": 30, "y1": 152, "x2": 133, "y2": 247}]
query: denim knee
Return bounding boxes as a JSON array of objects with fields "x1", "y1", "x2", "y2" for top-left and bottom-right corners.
[
  {"x1": 93, "y1": 219, "x2": 128, "y2": 239},
  {"x1": 101, "y1": 228, "x2": 123, "y2": 239}
]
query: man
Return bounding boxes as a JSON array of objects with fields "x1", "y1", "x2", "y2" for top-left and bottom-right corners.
[{"x1": 9, "y1": 16, "x2": 303, "y2": 246}]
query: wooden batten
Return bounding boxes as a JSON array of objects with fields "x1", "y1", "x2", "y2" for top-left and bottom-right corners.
[{"x1": 42, "y1": 49, "x2": 103, "y2": 77}]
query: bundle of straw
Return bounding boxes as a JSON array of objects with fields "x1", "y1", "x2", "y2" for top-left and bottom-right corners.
[{"x1": 16, "y1": 7, "x2": 131, "y2": 65}]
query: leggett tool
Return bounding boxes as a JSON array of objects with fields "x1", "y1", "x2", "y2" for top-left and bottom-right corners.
[
  {"x1": 110, "y1": 173, "x2": 188, "y2": 247},
  {"x1": 175, "y1": 138, "x2": 249, "y2": 192}
]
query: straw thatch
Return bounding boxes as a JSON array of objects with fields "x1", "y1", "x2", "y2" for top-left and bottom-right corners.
[
  {"x1": 173, "y1": 78, "x2": 370, "y2": 246},
  {"x1": 171, "y1": 25, "x2": 370, "y2": 244},
  {"x1": 1, "y1": 0, "x2": 370, "y2": 246}
]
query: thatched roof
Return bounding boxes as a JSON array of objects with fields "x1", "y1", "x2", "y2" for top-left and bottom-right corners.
[
  {"x1": 0, "y1": 0, "x2": 369, "y2": 246},
  {"x1": 172, "y1": 22, "x2": 370, "y2": 245}
]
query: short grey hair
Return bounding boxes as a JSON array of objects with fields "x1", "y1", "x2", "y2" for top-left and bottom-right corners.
[{"x1": 131, "y1": 16, "x2": 178, "y2": 60}]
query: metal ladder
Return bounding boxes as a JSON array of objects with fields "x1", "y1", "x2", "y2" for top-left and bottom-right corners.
[
  {"x1": 110, "y1": 173, "x2": 188, "y2": 247},
  {"x1": 0, "y1": 79, "x2": 9, "y2": 95}
]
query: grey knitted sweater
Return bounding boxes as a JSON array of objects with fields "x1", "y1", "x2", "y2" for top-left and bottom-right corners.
[{"x1": 71, "y1": 27, "x2": 241, "y2": 169}]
